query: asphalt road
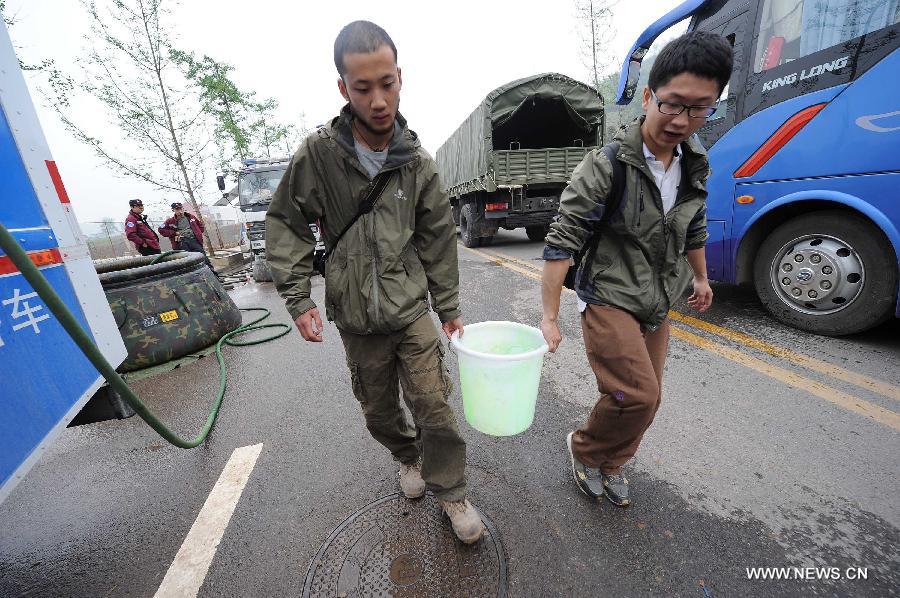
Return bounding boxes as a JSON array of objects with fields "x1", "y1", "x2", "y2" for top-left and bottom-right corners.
[{"x1": 1, "y1": 231, "x2": 898, "y2": 597}]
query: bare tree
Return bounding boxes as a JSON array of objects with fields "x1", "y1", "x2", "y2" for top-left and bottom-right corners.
[
  {"x1": 574, "y1": 0, "x2": 619, "y2": 101},
  {"x1": 47, "y1": 0, "x2": 216, "y2": 253}
]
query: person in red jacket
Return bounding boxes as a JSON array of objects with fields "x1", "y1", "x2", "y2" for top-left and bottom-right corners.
[
  {"x1": 125, "y1": 199, "x2": 161, "y2": 256},
  {"x1": 158, "y1": 202, "x2": 215, "y2": 271}
]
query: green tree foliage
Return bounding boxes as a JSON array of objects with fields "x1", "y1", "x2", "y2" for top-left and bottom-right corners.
[
  {"x1": 1, "y1": 0, "x2": 57, "y2": 73},
  {"x1": 249, "y1": 98, "x2": 307, "y2": 159},
  {"x1": 1, "y1": 0, "x2": 12, "y2": 25},
  {"x1": 172, "y1": 51, "x2": 306, "y2": 171}
]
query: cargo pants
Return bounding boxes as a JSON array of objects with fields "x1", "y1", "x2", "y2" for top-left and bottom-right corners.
[
  {"x1": 570, "y1": 305, "x2": 671, "y2": 474},
  {"x1": 339, "y1": 313, "x2": 467, "y2": 502}
]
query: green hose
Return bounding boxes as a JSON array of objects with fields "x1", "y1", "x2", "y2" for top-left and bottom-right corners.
[{"x1": 0, "y1": 223, "x2": 290, "y2": 448}]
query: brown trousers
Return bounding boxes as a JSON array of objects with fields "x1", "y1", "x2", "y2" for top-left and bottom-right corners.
[
  {"x1": 339, "y1": 313, "x2": 467, "y2": 502},
  {"x1": 571, "y1": 305, "x2": 670, "y2": 474}
]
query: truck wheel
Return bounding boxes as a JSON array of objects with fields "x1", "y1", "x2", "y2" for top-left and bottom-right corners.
[
  {"x1": 252, "y1": 258, "x2": 273, "y2": 282},
  {"x1": 753, "y1": 210, "x2": 896, "y2": 336},
  {"x1": 525, "y1": 225, "x2": 549, "y2": 242},
  {"x1": 452, "y1": 204, "x2": 461, "y2": 227},
  {"x1": 460, "y1": 204, "x2": 481, "y2": 248}
]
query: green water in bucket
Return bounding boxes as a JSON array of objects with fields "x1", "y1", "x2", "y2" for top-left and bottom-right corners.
[{"x1": 450, "y1": 321, "x2": 549, "y2": 436}]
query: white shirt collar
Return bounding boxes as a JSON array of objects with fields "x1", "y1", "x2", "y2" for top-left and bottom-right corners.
[{"x1": 642, "y1": 142, "x2": 680, "y2": 163}]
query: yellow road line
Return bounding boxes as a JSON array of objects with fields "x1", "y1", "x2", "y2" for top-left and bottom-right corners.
[
  {"x1": 463, "y1": 246, "x2": 575, "y2": 294},
  {"x1": 479, "y1": 248, "x2": 545, "y2": 272},
  {"x1": 462, "y1": 243, "x2": 900, "y2": 431},
  {"x1": 475, "y1": 246, "x2": 900, "y2": 403},
  {"x1": 670, "y1": 325, "x2": 900, "y2": 432},
  {"x1": 668, "y1": 311, "x2": 900, "y2": 403}
]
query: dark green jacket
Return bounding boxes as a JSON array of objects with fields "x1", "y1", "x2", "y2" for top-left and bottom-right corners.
[
  {"x1": 266, "y1": 106, "x2": 461, "y2": 334},
  {"x1": 544, "y1": 118, "x2": 710, "y2": 329}
]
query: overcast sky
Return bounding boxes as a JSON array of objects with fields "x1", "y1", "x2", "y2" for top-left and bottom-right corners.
[{"x1": 4, "y1": 0, "x2": 683, "y2": 224}]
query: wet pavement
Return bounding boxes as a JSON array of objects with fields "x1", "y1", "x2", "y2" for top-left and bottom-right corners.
[{"x1": 1, "y1": 230, "x2": 898, "y2": 597}]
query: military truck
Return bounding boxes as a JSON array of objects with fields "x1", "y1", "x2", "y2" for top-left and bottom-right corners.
[
  {"x1": 436, "y1": 73, "x2": 604, "y2": 247},
  {"x1": 217, "y1": 157, "x2": 325, "y2": 282}
]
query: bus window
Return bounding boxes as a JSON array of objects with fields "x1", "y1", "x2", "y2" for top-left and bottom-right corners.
[
  {"x1": 694, "y1": 13, "x2": 747, "y2": 147},
  {"x1": 708, "y1": 83, "x2": 731, "y2": 121},
  {"x1": 754, "y1": 0, "x2": 900, "y2": 72}
]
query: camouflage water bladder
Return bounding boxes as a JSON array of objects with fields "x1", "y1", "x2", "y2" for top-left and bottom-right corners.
[{"x1": 95, "y1": 253, "x2": 242, "y2": 372}]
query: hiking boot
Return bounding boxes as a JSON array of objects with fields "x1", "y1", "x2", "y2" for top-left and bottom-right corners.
[
  {"x1": 601, "y1": 471, "x2": 631, "y2": 507},
  {"x1": 399, "y1": 461, "x2": 425, "y2": 499},
  {"x1": 439, "y1": 498, "x2": 485, "y2": 544},
  {"x1": 566, "y1": 432, "x2": 604, "y2": 499}
]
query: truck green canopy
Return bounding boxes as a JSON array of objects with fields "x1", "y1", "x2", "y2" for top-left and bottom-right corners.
[{"x1": 436, "y1": 73, "x2": 603, "y2": 195}]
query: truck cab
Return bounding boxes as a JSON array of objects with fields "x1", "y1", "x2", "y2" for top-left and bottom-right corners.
[{"x1": 218, "y1": 157, "x2": 325, "y2": 281}]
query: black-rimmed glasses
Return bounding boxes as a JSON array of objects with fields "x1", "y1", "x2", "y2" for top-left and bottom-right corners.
[{"x1": 652, "y1": 92, "x2": 718, "y2": 119}]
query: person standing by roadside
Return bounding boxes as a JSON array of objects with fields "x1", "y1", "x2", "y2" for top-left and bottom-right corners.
[
  {"x1": 266, "y1": 20, "x2": 484, "y2": 544},
  {"x1": 159, "y1": 202, "x2": 203, "y2": 251},
  {"x1": 159, "y1": 202, "x2": 217, "y2": 272},
  {"x1": 125, "y1": 199, "x2": 160, "y2": 256},
  {"x1": 541, "y1": 31, "x2": 733, "y2": 507}
]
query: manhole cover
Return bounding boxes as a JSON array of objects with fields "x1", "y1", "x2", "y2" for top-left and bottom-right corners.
[{"x1": 302, "y1": 493, "x2": 507, "y2": 597}]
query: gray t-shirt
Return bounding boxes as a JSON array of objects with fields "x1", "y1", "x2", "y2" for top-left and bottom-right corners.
[
  {"x1": 354, "y1": 138, "x2": 388, "y2": 179},
  {"x1": 175, "y1": 215, "x2": 195, "y2": 240}
]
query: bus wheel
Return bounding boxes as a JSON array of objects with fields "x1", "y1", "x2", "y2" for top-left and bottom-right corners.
[
  {"x1": 460, "y1": 204, "x2": 481, "y2": 248},
  {"x1": 753, "y1": 210, "x2": 896, "y2": 336}
]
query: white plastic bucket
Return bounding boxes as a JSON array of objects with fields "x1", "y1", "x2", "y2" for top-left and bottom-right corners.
[{"x1": 450, "y1": 321, "x2": 549, "y2": 436}]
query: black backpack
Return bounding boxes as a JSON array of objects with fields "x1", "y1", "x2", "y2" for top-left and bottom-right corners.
[{"x1": 562, "y1": 142, "x2": 626, "y2": 290}]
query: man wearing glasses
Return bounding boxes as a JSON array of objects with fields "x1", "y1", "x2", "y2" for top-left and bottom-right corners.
[{"x1": 540, "y1": 31, "x2": 733, "y2": 507}]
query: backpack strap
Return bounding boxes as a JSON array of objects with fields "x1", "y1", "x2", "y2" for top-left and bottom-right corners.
[
  {"x1": 574, "y1": 142, "x2": 625, "y2": 292},
  {"x1": 601, "y1": 142, "x2": 625, "y2": 218}
]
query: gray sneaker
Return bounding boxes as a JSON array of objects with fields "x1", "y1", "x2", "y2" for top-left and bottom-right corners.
[
  {"x1": 566, "y1": 432, "x2": 604, "y2": 499},
  {"x1": 399, "y1": 461, "x2": 425, "y2": 499},
  {"x1": 566, "y1": 432, "x2": 632, "y2": 507},
  {"x1": 601, "y1": 471, "x2": 631, "y2": 508}
]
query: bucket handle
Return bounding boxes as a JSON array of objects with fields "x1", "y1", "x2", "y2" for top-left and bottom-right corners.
[{"x1": 450, "y1": 326, "x2": 549, "y2": 362}]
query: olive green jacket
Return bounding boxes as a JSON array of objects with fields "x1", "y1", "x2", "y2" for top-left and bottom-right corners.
[
  {"x1": 266, "y1": 106, "x2": 461, "y2": 334},
  {"x1": 544, "y1": 118, "x2": 710, "y2": 329}
]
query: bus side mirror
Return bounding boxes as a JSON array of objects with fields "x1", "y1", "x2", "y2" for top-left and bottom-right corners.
[
  {"x1": 619, "y1": 46, "x2": 648, "y2": 105},
  {"x1": 216, "y1": 175, "x2": 226, "y2": 191}
]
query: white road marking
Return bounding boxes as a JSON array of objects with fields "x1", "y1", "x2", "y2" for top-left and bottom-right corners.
[{"x1": 154, "y1": 443, "x2": 264, "y2": 598}]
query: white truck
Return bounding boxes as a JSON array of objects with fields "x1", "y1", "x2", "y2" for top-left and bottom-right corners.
[{"x1": 218, "y1": 157, "x2": 325, "y2": 282}]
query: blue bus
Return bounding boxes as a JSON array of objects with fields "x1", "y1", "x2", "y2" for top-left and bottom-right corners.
[{"x1": 617, "y1": 0, "x2": 900, "y2": 335}]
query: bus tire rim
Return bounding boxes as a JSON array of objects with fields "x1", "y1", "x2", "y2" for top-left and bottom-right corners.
[{"x1": 769, "y1": 233, "x2": 865, "y2": 316}]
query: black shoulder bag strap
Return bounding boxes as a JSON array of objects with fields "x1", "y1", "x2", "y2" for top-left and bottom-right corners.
[
  {"x1": 595, "y1": 141, "x2": 626, "y2": 231},
  {"x1": 565, "y1": 142, "x2": 625, "y2": 291},
  {"x1": 318, "y1": 170, "x2": 394, "y2": 273}
]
